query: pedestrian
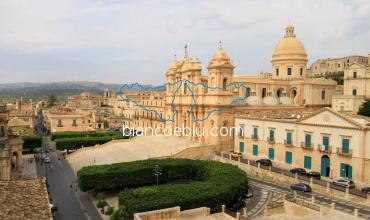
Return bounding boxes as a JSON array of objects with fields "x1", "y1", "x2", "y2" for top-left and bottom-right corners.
[{"x1": 69, "y1": 184, "x2": 73, "y2": 191}]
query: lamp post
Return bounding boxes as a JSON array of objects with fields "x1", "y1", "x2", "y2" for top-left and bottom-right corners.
[{"x1": 153, "y1": 164, "x2": 162, "y2": 186}]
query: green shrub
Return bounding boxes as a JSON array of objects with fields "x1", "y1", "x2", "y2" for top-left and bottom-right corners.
[
  {"x1": 78, "y1": 159, "x2": 247, "y2": 217},
  {"x1": 51, "y1": 131, "x2": 122, "y2": 141},
  {"x1": 96, "y1": 200, "x2": 108, "y2": 209},
  {"x1": 105, "y1": 207, "x2": 114, "y2": 216},
  {"x1": 22, "y1": 135, "x2": 42, "y2": 150},
  {"x1": 110, "y1": 205, "x2": 127, "y2": 220},
  {"x1": 97, "y1": 192, "x2": 106, "y2": 201}
]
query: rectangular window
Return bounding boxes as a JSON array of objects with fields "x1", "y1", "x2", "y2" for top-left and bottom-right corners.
[
  {"x1": 353, "y1": 72, "x2": 357, "y2": 78},
  {"x1": 269, "y1": 130, "x2": 275, "y2": 141},
  {"x1": 0, "y1": 126, "x2": 4, "y2": 137},
  {"x1": 321, "y1": 90, "x2": 326, "y2": 99},
  {"x1": 305, "y1": 134, "x2": 311, "y2": 147},
  {"x1": 323, "y1": 136, "x2": 329, "y2": 150},
  {"x1": 252, "y1": 144, "x2": 258, "y2": 156},
  {"x1": 72, "y1": 119, "x2": 77, "y2": 127},
  {"x1": 300, "y1": 68, "x2": 303, "y2": 76},
  {"x1": 342, "y1": 138, "x2": 349, "y2": 153},
  {"x1": 253, "y1": 127, "x2": 258, "y2": 139},
  {"x1": 340, "y1": 163, "x2": 352, "y2": 179},
  {"x1": 304, "y1": 156, "x2": 312, "y2": 169},
  {"x1": 286, "y1": 132, "x2": 292, "y2": 145},
  {"x1": 276, "y1": 68, "x2": 279, "y2": 76},
  {"x1": 287, "y1": 68, "x2": 292, "y2": 76},
  {"x1": 285, "y1": 151, "x2": 292, "y2": 164},
  {"x1": 239, "y1": 127, "x2": 244, "y2": 137},
  {"x1": 268, "y1": 148, "x2": 275, "y2": 160},
  {"x1": 57, "y1": 119, "x2": 62, "y2": 127},
  {"x1": 352, "y1": 89, "x2": 357, "y2": 95},
  {"x1": 239, "y1": 142, "x2": 244, "y2": 153}
]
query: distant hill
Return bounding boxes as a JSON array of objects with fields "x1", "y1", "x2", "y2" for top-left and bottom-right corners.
[{"x1": 0, "y1": 81, "x2": 163, "y2": 104}]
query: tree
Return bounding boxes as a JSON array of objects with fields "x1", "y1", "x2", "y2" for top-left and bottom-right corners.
[
  {"x1": 110, "y1": 205, "x2": 127, "y2": 220},
  {"x1": 358, "y1": 99, "x2": 370, "y2": 117},
  {"x1": 47, "y1": 94, "x2": 57, "y2": 107}
]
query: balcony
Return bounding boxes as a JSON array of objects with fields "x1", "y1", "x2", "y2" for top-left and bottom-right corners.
[
  {"x1": 318, "y1": 144, "x2": 332, "y2": 153},
  {"x1": 301, "y1": 142, "x2": 314, "y2": 150},
  {"x1": 251, "y1": 134, "x2": 258, "y2": 141},
  {"x1": 337, "y1": 147, "x2": 353, "y2": 157},
  {"x1": 267, "y1": 137, "x2": 275, "y2": 144},
  {"x1": 284, "y1": 140, "x2": 294, "y2": 147}
]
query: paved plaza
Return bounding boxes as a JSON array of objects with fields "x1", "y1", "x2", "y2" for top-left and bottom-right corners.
[{"x1": 67, "y1": 136, "x2": 201, "y2": 172}]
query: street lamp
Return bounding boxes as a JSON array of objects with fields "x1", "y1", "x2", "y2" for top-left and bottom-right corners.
[{"x1": 153, "y1": 164, "x2": 162, "y2": 186}]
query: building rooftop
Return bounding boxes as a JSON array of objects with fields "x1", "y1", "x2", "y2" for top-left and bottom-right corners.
[{"x1": 0, "y1": 178, "x2": 52, "y2": 220}]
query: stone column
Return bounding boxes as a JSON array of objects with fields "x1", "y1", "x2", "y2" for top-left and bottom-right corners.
[
  {"x1": 236, "y1": 212, "x2": 240, "y2": 220},
  {"x1": 221, "y1": 205, "x2": 225, "y2": 213},
  {"x1": 345, "y1": 187, "x2": 349, "y2": 199},
  {"x1": 331, "y1": 202, "x2": 336, "y2": 210},
  {"x1": 354, "y1": 209, "x2": 358, "y2": 219}
]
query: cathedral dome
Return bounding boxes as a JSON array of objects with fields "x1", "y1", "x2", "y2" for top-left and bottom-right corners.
[
  {"x1": 272, "y1": 25, "x2": 307, "y2": 62},
  {"x1": 208, "y1": 47, "x2": 234, "y2": 69}
]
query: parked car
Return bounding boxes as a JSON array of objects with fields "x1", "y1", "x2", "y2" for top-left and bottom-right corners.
[
  {"x1": 289, "y1": 168, "x2": 306, "y2": 175},
  {"x1": 228, "y1": 200, "x2": 245, "y2": 212},
  {"x1": 256, "y1": 159, "x2": 272, "y2": 166},
  {"x1": 231, "y1": 152, "x2": 243, "y2": 157},
  {"x1": 332, "y1": 178, "x2": 355, "y2": 188},
  {"x1": 242, "y1": 187, "x2": 254, "y2": 199},
  {"x1": 290, "y1": 183, "x2": 312, "y2": 192},
  {"x1": 362, "y1": 186, "x2": 370, "y2": 194},
  {"x1": 44, "y1": 157, "x2": 51, "y2": 163},
  {"x1": 306, "y1": 171, "x2": 321, "y2": 179}
]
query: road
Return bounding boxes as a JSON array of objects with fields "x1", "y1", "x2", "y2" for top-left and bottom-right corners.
[
  {"x1": 34, "y1": 117, "x2": 101, "y2": 220},
  {"x1": 249, "y1": 176, "x2": 370, "y2": 219}
]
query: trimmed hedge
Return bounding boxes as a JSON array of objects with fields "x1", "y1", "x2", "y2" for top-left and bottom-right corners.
[
  {"x1": 22, "y1": 135, "x2": 42, "y2": 150},
  {"x1": 78, "y1": 159, "x2": 247, "y2": 217},
  {"x1": 55, "y1": 135, "x2": 127, "y2": 150},
  {"x1": 51, "y1": 131, "x2": 122, "y2": 141}
]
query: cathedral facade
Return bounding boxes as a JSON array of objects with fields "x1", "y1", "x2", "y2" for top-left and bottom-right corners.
[{"x1": 160, "y1": 24, "x2": 338, "y2": 146}]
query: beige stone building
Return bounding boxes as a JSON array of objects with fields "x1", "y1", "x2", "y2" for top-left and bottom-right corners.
[
  {"x1": 234, "y1": 107, "x2": 370, "y2": 183},
  {"x1": 67, "y1": 91, "x2": 104, "y2": 109},
  {"x1": 160, "y1": 24, "x2": 337, "y2": 146},
  {"x1": 0, "y1": 105, "x2": 23, "y2": 181},
  {"x1": 6, "y1": 99, "x2": 35, "y2": 136},
  {"x1": 332, "y1": 56, "x2": 370, "y2": 114},
  {"x1": 310, "y1": 55, "x2": 368, "y2": 77}
]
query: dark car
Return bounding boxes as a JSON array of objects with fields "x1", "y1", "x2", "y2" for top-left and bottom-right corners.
[
  {"x1": 362, "y1": 186, "x2": 370, "y2": 194},
  {"x1": 332, "y1": 178, "x2": 355, "y2": 188},
  {"x1": 242, "y1": 187, "x2": 254, "y2": 199},
  {"x1": 228, "y1": 200, "x2": 245, "y2": 212},
  {"x1": 256, "y1": 159, "x2": 272, "y2": 166},
  {"x1": 290, "y1": 168, "x2": 306, "y2": 175},
  {"x1": 306, "y1": 171, "x2": 321, "y2": 179},
  {"x1": 290, "y1": 183, "x2": 312, "y2": 192}
]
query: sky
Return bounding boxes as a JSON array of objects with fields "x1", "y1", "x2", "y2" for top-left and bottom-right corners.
[{"x1": 0, "y1": 0, "x2": 369, "y2": 84}]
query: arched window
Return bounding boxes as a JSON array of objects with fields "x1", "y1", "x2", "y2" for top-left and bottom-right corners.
[{"x1": 223, "y1": 78, "x2": 228, "y2": 89}]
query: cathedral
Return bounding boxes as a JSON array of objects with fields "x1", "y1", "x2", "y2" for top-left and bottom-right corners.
[{"x1": 162, "y1": 24, "x2": 338, "y2": 146}]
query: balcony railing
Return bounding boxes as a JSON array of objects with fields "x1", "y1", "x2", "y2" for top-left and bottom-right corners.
[
  {"x1": 318, "y1": 144, "x2": 332, "y2": 153},
  {"x1": 337, "y1": 147, "x2": 353, "y2": 157},
  {"x1": 267, "y1": 137, "x2": 275, "y2": 144},
  {"x1": 284, "y1": 140, "x2": 294, "y2": 147},
  {"x1": 301, "y1": 142, "x2": 314, "y2": 150},
  {"x1": 251, "y1": 134, "x2": 258, "y2": 141}
]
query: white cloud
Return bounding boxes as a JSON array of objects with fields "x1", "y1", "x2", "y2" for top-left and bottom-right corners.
[{"x1": 0, "y1": 0, "x2": 369, "y2": 83}]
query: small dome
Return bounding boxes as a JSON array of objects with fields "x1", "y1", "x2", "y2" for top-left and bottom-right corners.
[
  {"x1": 208, "y1": 46, "x2": 234, "y2": 69},
  {"x1": 272, "y1": 25, "x2": 307, "y2": 61}
]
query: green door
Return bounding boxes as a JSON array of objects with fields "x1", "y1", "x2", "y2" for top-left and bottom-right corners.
[
  {"x1": 323, "y1": 136, "x2": 329, "y2": 150},
  {"x1": 340, "y1": 163, "x2": 353, "y2": 179},
  {"x1": 270, "y1": 130, "x2": 275, "y2": 141},
  {"x1": 285, "y1": 151, "x2": 292, "y2": 164},
  {"x1": 321, "y1": 156, "x2": 330, "y2": 177},
  {"x1": 239, "y1": 142, "x2": 244, "y2": 153},
  {"x1": 287, "y1": 132, "x2": 292, "y2": 145},
  {"x1": 246, "y1": 87, "x2": 251, "y2": 97},
  {"x1": 252, "y1": 144, "x2": 258, "y2": 156},
  {"x1": 305, "y1": 134, "x2": 311, "y2": 147},
  {"x1": 342, "y1": 138, "x2": 349, "y2": 153},
  {"x1": 253, "y1": 127, "x2": 258, "y2": 138},
  {"x1": 304, "y1": 156, "x2": 312, "y2": 169},
  {"x1": 268, "y1": 148, "x2": 274, "y2": 160}
]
